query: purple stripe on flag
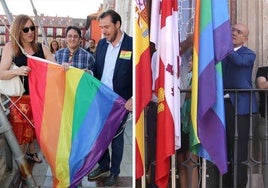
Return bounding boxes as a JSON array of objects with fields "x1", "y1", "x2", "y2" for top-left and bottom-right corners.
[
  {"x1": 198, "y1": 107, "x2": 227, "y2": 172},
  {"x1": 213, "y1": 21, "x2": 233, "y2": 61},
  {"x1": 198, "y1": 61, "x2": 216, "y2": 116},
  {"x1": 70, "y1": 97, "x2": 127, "y2": 187}
]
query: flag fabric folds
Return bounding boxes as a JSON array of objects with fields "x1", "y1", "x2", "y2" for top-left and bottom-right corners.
[
  {"x1": 191, "y1": 0, "x2": 233, "y2": 174},
  {"x1": 150, "y1": 0, "x2": 180, "y2": 187},
  {"x1": 135, "y1": 0, "x2": 152, "y2": 179},
  {"x1": 28, "y1": 55, "x2": 127, "y2": 187}
]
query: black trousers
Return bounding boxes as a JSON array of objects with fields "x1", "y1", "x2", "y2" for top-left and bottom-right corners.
[
  {"x1": 222, "y1": 99, "x2": 250, "y2": 188},
  {"x1": 145, "y1": 101, "x2": 158, "y2": 187}
]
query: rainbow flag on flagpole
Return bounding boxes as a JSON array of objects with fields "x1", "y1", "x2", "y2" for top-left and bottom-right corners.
[
  {"x1": 27, "y1": 55, "x2": 127, "y2": 187},
  {"x1": 191, "y1": 0, "x2": 233, "y2": 174},
  {"x1": 135, "y1": 0, "x2": 152, "y2": 179}
]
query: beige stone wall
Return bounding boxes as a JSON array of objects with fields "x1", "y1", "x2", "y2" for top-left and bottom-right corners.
[
  {"x1": 115, "y1": 0, "x2": 133, "y2": 36},
  {"x1": 263, "y1": 0, "x2": 268, "y2": 67},
  {"x1": 236, "y1": 0, "x2": 268, "y2": 84},
  {"x1": 100, "y1": 0, "x2": 133, "y2": 36}
]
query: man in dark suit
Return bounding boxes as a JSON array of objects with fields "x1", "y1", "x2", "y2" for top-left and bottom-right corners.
[
  {"x1": 87, "y1": 10, "x2": 132, "y2": 187},
  {"x1": 222, "y1": 23, "x2": 258, "y2": 187}
]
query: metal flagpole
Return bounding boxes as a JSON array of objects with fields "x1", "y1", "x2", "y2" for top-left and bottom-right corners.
[
  {"x1": 171, "y1": 154, "x2": 176, "y2": 188},
  {"x1": 0, "y1": 102, "x2": 37, "y2": 187},
  {"x1": 141, "y1": 173, "x2": 145, "y2": 188},
  {"x1": 201, "y1": 158, "x2": 207, "y2": 188},
  {"x1": 0, "y1": 0, "x2": 13, "y2": 23},
  {"x1": 29, "y1": 0, "x2": 49, "y2": 47}
]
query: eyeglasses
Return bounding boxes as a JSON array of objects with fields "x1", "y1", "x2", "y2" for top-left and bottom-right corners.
[
  {"x1": 22, "y1": 26, "x2": 35, "y2": 33},
  {"x1": 67, "y1": 35, "x2": 80, "y2": 39},
  {"x1": 231, "y1": 27, "x2": 247, "y2": 36}
]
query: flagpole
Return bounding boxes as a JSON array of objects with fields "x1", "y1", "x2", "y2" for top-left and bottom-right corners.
[
  {"x1": 0, "y1": 0, "x2": 13, "y2": 23},
  {"x1": 171, "y1": 154, "x2": 176, "y2": 188},
  {"x1": 141, "y1": 174, "x2": 146, "y2": 188},
  {"x1": 0, "y1": 103, "x2": 37, "y2": 187},
  {"x1": 141, "y1": 110, "x2": 146, "y2": 188},
  {"x1": 202, "y1": 158, "x2": 206, "y2": 188},
  {"x1": 29, "y1": 0, "x2": 49, "y2": 47}
]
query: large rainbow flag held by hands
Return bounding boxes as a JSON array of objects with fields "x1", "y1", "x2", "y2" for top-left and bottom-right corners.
[
  {"x1": 191, "y1": 0, "x2": 233, "y2": 174},
  {"x1": 27, "y1": 55, "x2": 127, "y2": 187}
]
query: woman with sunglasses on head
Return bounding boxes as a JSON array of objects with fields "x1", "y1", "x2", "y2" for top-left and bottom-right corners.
[{"x1": 0, "y1": 14, "x2": 56, "y2": 163}]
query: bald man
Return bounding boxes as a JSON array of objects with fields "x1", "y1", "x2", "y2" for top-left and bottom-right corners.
[{"x1": 222, "y1": 23, "x2": 258, "y2": 187}]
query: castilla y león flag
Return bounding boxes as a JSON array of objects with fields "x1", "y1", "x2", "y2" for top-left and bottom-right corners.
[{"x1": 150, "y1": 0, "x2": 180, "y2": 187}]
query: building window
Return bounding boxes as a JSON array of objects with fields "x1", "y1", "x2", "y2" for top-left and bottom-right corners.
[
  {"x1": 38, "y1": 27, "x2": 42, "y2": 36},
  {"x1": 0, "y1": 26, "x2": 5, "y2": 34},
  {"x1": 0, "y1": 36, "x2": 6, "y2": 45},
  {"x1": 56, "y1": 28, "x2": 63, "y2": 37},
  {"x1": 47, "y1": 28, "x2": 53, "y2": 37}
]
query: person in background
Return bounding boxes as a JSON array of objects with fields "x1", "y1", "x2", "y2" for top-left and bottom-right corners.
[
  {"x1": 55, "y1": 26, "x2": 95, "y2": 73},
  {"x1": 0, "y1": 14, "x2": 56, "y2": 163},
  {"x1": 256, "y1": 67, "x2": 268, "y2": 117},
  {"x1": 87, "y1": 10, "x2": 132, "y2": 187},
  {"x1": 177, "y1": 50, "x2": 199, "y2": 188},
  {"x1": 85, "y1": 38, "x2": 97, "y2": 56},
  {"x1": 222, "y1": 23, "x2": 258, "y2": 187},
  {"x1": 255, "y1": 66, "x2": 268, "y2": 186},
  {"x1": 49, "y1": 39, "x2": 60, "y2": 56},
  {"x1": 59, "y1": 38, "x2": 67, "y2": 49}
]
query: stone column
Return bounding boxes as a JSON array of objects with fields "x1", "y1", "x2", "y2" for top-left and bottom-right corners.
[
  {"x1": 115, "y1": 0, "x2": 133, "y2": 36},
  {"x1": 236, "y1": 0, "x2": 268, "y2": 79}
]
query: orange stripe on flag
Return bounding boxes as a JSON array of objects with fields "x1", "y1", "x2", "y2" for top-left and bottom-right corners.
[{"x1": 41, "y1": 63, "x2": 66, "y2": 176}]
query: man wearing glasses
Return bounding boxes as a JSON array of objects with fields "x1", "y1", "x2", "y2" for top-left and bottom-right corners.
[
  {"x1": 222, "y1": 23, "x2": 258, "y2": 187},
  {"x1": 55, "y1": 26, "x2": 95, "y2": 73}
]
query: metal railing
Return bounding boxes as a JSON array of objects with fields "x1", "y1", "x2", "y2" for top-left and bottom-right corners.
[
  {"x1": 144, "y1": 88, "x2": 268, "y2": 188},
  {"x1": 0, "y1": 95, "x2": 36, "y2": 187}
]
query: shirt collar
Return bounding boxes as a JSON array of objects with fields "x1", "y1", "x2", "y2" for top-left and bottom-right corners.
[
  {"x1": 234, "y1": 45, "x2": 242, "y2": 51},
  {"x1": 106, "y1": 31, "x2": 124, "y2": 47}
]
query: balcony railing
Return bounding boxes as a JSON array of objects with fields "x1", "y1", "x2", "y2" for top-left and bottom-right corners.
[{"x1": 143, "y1": 88, "x2": 268, "y2": 188}]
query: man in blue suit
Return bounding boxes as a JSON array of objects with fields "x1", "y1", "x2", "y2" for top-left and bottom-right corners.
[
  {"x1": 222, "y1": 23, "x2": 258, "y2": 187},
  {"x1": 87, "y1": 10, "x2": 132, "y2": 187}
]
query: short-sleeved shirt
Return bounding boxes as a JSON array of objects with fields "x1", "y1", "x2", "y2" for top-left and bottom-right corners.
[{"x1": 256, "y1": 66, "x2": 268, "y2": 117}]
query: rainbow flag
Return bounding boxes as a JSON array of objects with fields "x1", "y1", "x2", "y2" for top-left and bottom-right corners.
[
  {"x1": 27, "y1": 55, "x2": 127, "y2": 187},
  {"x1": 191, "y1": 0, "x2": 233, "y2": 174},
  {"x1": 135, "y1": 0, "x2": 152, "y2": 179}
]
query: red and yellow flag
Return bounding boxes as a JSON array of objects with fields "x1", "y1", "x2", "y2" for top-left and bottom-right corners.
[{"x1": 135, "y1": 0, "x2": 152, "y2": 179}]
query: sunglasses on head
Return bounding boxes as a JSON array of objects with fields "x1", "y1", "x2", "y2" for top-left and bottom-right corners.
[{"x1": 22, "y1": 25, "x2": 35, "y2": 33}]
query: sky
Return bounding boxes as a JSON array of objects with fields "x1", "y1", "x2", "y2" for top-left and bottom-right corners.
[{"x1": 0, "y1": 0, "x2": 103, "y2": 19}]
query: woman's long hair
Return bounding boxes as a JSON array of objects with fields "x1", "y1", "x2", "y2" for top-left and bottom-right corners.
[
  {"x1": 10, "y1": 14, "x2": 38, "y2": 56},
  {"x1": 49, "y1": 39, "x2": 60, "y2": 53}
]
